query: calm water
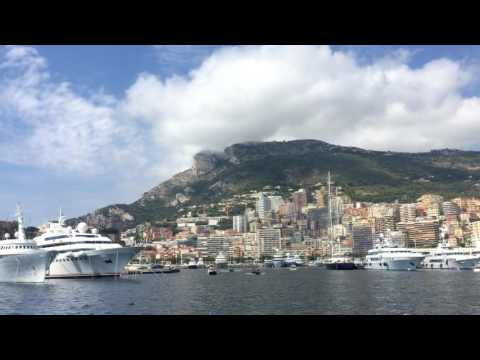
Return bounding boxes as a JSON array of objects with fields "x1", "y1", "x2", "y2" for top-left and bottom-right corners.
[{"x1": 1, "y1": 267, "x2": 480, "y2": 315}]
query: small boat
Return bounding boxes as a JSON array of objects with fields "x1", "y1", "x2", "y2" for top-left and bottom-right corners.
[
  {"x1": 251, "y1": 268, "x2": 261, "y2": 275},
  {"x1": 186, "y1": 259, "x2": 199, "y2": 269},
  {"x1": 162, "y1": 265, "x2": 180, "y2": 273},
  {"x1": 207, "y1": 265, "x2": 217, "y2": 275},
  {"x1": 289, "y1": 264, "x2": 297, "y2": 271}
]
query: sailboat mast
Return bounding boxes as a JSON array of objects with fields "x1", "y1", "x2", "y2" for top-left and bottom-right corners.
[{"x1": 328, "y1": 171, "x2": 334, "y2": 256}]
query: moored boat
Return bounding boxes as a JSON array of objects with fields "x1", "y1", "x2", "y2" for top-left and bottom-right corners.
[
  {"x1": 207, "y1": 264, "x2": 217, "y2": 275},
  {"x1": 0, "y1": 206, "x2": 56, "y2": 283}
]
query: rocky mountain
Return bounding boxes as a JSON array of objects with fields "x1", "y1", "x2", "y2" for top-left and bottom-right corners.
[{"x1": 69, "y1": 139, "x2": 480, "y2": 231}]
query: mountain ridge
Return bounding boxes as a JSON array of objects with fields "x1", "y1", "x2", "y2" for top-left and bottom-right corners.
[{"x1": 67, "y1": 139, "x2": 480, "y2": 231}]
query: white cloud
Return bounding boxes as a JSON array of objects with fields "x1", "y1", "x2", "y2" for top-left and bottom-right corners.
[
  {"x1": 3, "y1": 44, "x2": 480, "y2": 190},
  {"x1": 123, "y1": 45, "x2": 480, "y2": 178},
  {"x1": 0, "y1": 45, "x2": 147, "y2": 175}
]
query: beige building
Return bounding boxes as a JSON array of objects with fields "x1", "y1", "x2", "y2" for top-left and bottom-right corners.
[
  {"x1": 400, "y1": 203, "x2": 417, "y2": 223},
  {"x1": 471, "y1": 221, "x2": 480, "y2": 247},
  {"x1": 256, "y1": 227, "x2": 281, "y2": 257},
  {"x1": 397, "y1": 220, "x2": 440, "y2": 248}
]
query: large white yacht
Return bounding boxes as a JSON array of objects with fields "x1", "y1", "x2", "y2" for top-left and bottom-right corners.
[
  {"x1": 365, "y1": 234, "x2": 425, "y2": 271},
  {"x1": 419, "y1": 228, "x2": 480, "y2": 270},
  {"x1": 0, "y1": 206, "x2": 55, "y2": 283},
  {"x1": 34, "y1": 211, "x2": 140, "y2": 278},
  {"x1": 364, "y1": 231, "x2": 424, "y2": 271}
]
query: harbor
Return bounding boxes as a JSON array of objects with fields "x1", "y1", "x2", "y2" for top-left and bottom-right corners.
[{"x1": 2, "y1": 267, "x2": 480, "y2": 315}]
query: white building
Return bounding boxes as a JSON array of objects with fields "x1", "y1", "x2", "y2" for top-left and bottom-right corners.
[
  {"x1": 268, "y1": 196, "x2": 284, "y2": 212},
  {"x1": 256, "y1": 227, "x2": 281, "y2": 257},
  {"x1": 471, "y1": 221, "x2": 480, "y2": 247},
  {"x1": 256, "y1": 192, "x2": 271, "y2": 220},
  {"x1": 400, "y1": 203, "x2": 417, "y2": 223},
  {"x1": 233, "y1": 215, "x2": 247, "y2": 233}
]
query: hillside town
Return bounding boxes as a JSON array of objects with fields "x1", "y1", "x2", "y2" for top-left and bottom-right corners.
[{"x1": 119, "y1": 179, "x2": 480, "y2": 264}]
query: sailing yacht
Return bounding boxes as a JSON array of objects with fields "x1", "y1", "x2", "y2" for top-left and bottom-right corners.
[
  {"x1": 0, "y1": 206, "x2": 55, "y2": 283},
  {"x1": 33, "y1": 210, "x2": 140, "y2": 278},
  {"x1": 324, "y1": 171, "x2": 357, "y2": 270}
]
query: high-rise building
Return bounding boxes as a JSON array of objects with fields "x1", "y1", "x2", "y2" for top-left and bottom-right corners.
[
  {"x1": 207, "y1": 233, "x2": 230, "y2": 257},
  {"x1": 314, "y1": 189, "x2": 326, "y2": 208},
  {"x1": 256, "y1": 192, "x2": 271, "y2": 220},
  {"x1": 471, "y1": 221, "x2": 480, "y2": 247},
  {"x1": 352, "y1": 221, "x2": 374, "y2": 257},
  {"x1": 268, "y1": 196, "x2": 284, "y2": 212},
  {"x1": 233, "y1": 215, "x2": 247, "y2": 233},
  {"x1": 243, "y1": 233, "x2": 259, "y2": 259},
  {"x1": 400, "y1": 203, "x2": 417, "y2": 223},
  {"x1": 442, "y1": 201, "x2": 461, "y2": 216},
  {"x1": 397, "y1": 220, "x2": 440, "y2": 248},
  {"x1": 256, "y1": 227, "x2": 281, "y2": 257},
  {"x1": 292, "y1": 189, "x2": 307, "y2": 214}
]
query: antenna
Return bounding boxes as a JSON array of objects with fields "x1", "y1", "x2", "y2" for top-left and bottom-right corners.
[
  {"x1": 58, "y1": 208, "x2": 66, "y2": 226},
  {"x1": 15, "y1": 203, "x2": 25, "y2": 241}
]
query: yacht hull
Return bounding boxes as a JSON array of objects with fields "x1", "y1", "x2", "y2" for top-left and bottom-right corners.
[
  {"x1": 46, "y1": 247, "x2": 139, "y2": 279},
  {"x1": 0, "y1": 252, "x2": 51, "y2": 283},
  {"x1": 422, "y1": 257, "x2": 480, "y2": 270},
  {"x1": 455, "y1": 258, "x2": 480, "y2": 270},
  {"x1": 325, "y1": 262, "x2": 357, "y2": 270},
  {"x1": 365, "y1": 258, "x2": 422, "y2": 271}
]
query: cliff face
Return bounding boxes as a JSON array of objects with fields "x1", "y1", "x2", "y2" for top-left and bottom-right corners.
[
  {"x1": 66, "y1": 205, "x2": 135, "y2": 232},
  {"x1": 68, "y1": 139, "x2": 480, "y2": 231}
]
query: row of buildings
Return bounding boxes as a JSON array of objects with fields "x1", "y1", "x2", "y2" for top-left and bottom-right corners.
[{"x1": 122, "y1": 186, "x2": 480, "y2": 262}]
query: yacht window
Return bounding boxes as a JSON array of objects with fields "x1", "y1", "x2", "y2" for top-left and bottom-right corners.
[{"x1": 44, "y1": 235, "x2": 69, "y2": 241}]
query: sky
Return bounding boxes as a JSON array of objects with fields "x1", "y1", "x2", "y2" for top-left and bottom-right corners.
[{"x1": 2, "y1": 45, "x2": 480, "y2": 225}]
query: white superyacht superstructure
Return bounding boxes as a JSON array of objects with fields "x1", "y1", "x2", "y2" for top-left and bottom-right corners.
[
  {"x1": 34, "y1": 211, "x2": 140, "y2": 278},
  {"x1": 365, "y1": 233, "x2": 425, "y2": 271},
  {"x1": 0, "y1": 206, "x2": 54, "y2": 283},
  {"x1": 420, "y1": 230, "x2": 480, "y2": 270}
]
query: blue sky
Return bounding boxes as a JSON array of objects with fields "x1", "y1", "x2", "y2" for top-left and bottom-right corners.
[{"x1": 2, "y1": 45, "x2": 480, "y2": 225}]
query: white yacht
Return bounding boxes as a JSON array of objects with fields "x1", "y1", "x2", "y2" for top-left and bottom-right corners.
[
  {"x1": 365, "y1": 247, "x2": 425, "y2": 271},
  {"x1": 33, "y1": 211, "x2": 140, "y2": 278},
  {"x1": 420, "y1": 229, "x2": 480, "y2": 270},
  {"x1": 285, "y1": 253, "x2": 305, "y2": 267},
  {"x1": 214, "y1": 252, "x2": 228, "y2": 269},
  {"x1": 365, "y1": 234, "x2": 425, "y2": 271},
  {"x1": 421, "y1": 246, "x2": 480, "y2": 270},
  {"x1": 0, "y1": 206, "x2": 55, "y2": 283},
  {"x1": 272, "y1": 253, "x2": 286, "y2": 268}
]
